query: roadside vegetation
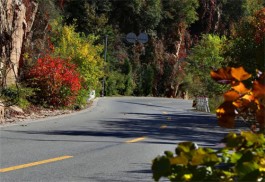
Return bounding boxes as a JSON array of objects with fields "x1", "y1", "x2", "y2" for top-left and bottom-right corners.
[
  {"x1": 152, "y1": 67, "x2": 265, "y2": 181},
  {"x1": 151, "y1": 2, "x2": 265, "y2": 181},
  {"x1": 1, "y1": 0, "x2": 264, "y2": 110},
  {"x1": 0, "y1": 0, "x2": 264, "y2": 180}
]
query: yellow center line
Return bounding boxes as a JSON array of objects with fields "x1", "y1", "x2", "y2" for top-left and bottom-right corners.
[
  {"x1": 160, "y1": 125, "x2": 167, "y2": 129},
  {"x1": 166, "y1": 117, "x2": 171, "y2": 120},
  {"x1": 126, "y1": 137, "x2": 146, "y2": 143},
  {"x1": 0, "y1": 155, "x2": 73, "y2": 173}
]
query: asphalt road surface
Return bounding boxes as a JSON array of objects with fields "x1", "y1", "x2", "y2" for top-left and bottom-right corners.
[{"x1": 0, "y1": 97, "x2": 238, "y2": 182}]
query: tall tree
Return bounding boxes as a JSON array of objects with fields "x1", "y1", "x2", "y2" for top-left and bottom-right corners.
[
  {"x1": 62, "y1": 0, "x2": 111, "y2": 35},
  {"x1": 110, "y1": 0, "x2": 162, "y2": 34},
  {"x1": 227, "y1": 7, "x2": 265, "y2": 74},
  {"x1": 186, "y1": 34, "x2": 228, "y2": 97},
  {"x1": 152, "y1": 0, "x2": 199, "y2": 97}
]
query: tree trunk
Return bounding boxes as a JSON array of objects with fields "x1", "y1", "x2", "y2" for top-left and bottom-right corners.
[
  {"x1": 8, "y1": 1, "x2": 27, "y2": 85},
  {"x1": 171, "y1": 28, "x2": 185, "y2": 98}
]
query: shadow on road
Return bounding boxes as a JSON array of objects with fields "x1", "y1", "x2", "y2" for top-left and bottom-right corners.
[
  {"x1": 116, "y1": 100, "x2": 175, "y2": 109},
  {"x1": 99, "y1": 112, "x2": 244, "y2": 147},
  {"x1": 3, "y1": 110, "x2": 245, "y2": 147}
]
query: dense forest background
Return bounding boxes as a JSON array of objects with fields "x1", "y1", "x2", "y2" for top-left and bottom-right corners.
[{"x1": 1, "y1": 0, "x2": 264, "y2": 109}]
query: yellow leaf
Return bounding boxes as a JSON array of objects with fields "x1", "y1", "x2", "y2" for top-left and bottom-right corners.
[
  {"x1": 170, "y1": 155, "x2": 189, "y2": 165},
  {"x1": 216, "y1": 108, "x2": 225, "y2": 114},
  {"x1": 182, "y1": 174, "x2": 193, "y2": 181},
  {"x1": 210, "y1": 67, "x2": 233, "y2": 83},
  {"x1": 261, "y1": 158, "x2": 265, "y2": 165},
  {"x1": 191, "y1": 149, "x2": 206, "y2": 166},
  {"x1": 242, "y1": 93, "x2": 255, "y2": 101},
  {"x1": 224, "y1": 90, "x2": 240, "y2": 101},
  {"x1": 232, "y1": 93, "x2": 255, "y2": 108},
  {"x1": 231, "y1": 82, "x2": 250, "y2": 94},
  {"x1": 259, "y1": 158, "x2": 265, "y2": 172},
  {"x1": 231, "y1": 67, "x2": 251, "y2": 81},
  {"x1": 233, "y1": 100, "x2": 244, "y2": 108}
]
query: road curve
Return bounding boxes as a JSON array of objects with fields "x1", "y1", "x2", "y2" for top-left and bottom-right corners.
[{"x1": 0, "y1": 97, "x2": 236, "y2": 182}]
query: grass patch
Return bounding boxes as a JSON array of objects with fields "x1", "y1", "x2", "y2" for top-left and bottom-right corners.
[{"x1": 209, "y1": 95, "x2": 223, "y2": 113}]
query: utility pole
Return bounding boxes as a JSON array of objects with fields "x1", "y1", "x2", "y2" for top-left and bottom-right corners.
[{"x1": 102, "y1": 35, "x2": 108, "y2": 97}]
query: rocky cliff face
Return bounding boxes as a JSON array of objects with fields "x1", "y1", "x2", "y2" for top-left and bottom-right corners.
[{"x1": 0, "y1": 0, "x2": 38, "y2": 87}]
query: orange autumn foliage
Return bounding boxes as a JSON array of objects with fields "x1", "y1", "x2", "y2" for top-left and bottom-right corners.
[{"x1": 211, "y1": 67, "x2": 265, "y2": 132}]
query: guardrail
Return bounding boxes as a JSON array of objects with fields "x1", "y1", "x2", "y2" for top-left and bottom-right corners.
[{"x1": 193, "y1": 97, "x2": 210, "y2": 113}]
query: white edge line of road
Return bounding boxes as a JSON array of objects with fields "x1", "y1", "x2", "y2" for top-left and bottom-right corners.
[{"x1": 0, "y1": 98, "x2": 100, "y2": 128}]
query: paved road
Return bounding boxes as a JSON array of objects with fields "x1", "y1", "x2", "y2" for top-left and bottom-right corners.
[{"x1": 0, "y1": 97, "x2": 235, "y2": 182}]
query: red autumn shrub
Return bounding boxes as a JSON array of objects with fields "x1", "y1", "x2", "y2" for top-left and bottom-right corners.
[{"x1": 28, "y1": 55, "x2": 81, "y2": 107}]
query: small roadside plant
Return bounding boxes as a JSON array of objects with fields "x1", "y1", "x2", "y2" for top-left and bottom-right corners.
[
  {"x1": 75, "y1": 88, "x2": 90, "y2": 109},
  {"x1": 27, "y1": 55, "x2": 81, "y2": 107},
  {"x1": 1, "y1": 84, "x2": 34, "y2": 109}
]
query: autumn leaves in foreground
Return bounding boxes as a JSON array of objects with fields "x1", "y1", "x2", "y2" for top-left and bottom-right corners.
[
  {"x1": 152, "y1": 67, "x2": 265, "y2": 182},
  {"x1": 211, "y1": 66, "x2": 265, "y2": 132}
]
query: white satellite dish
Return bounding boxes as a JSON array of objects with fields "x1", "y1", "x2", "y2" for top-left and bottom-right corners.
[
  {"x1": 137, "y1": 33, "x2": 148, "y2": 43},
  {"x1": 126, "y1": 32, "x2": 137, "y2": 43}
]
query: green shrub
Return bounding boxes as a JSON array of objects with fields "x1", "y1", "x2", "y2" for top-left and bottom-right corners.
[
  {"x1": 124, "y1": 75, "x2": 135, "y2": 96},
  {"x1": 106, "y1": 71, "x2": 125, "y2": 96},
  {"x1": 75, "y1": 89, "x2": 89, "y2": 109},
  {"x1": 152, "y1": 131, "x2": 265, "y2": 182},
  {"x1": 141, "y1": 65, "x2": 155, "y2": 96},
  {"x1": 1, "y1": 85, "x2": 34, "y2": 109}
]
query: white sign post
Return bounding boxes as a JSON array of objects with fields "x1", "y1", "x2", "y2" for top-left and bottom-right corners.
[{"x1": 195, "y1": 97, "x2": 210, "y2": 113}]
